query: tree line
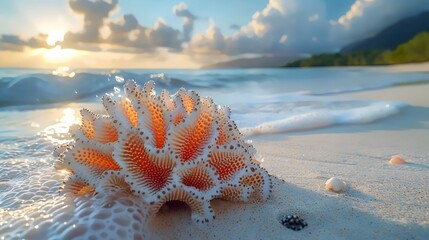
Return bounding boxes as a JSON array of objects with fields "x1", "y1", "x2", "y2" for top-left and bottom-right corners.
[{"x1": 285, "y1": 32, "x2": 429, "y2": 67}]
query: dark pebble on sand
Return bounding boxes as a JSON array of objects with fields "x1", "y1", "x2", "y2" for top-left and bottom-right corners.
[{"x1": 280, "y1": 215, "x2": 307, "y2": 231}]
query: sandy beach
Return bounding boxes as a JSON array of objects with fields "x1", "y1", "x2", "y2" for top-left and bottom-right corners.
[
  {"x1": 147, "y1": 83, "x2": 429, "y2": 239},
  {"x1": 382, "y1": 61, "x2": 429, "y2": 73}
]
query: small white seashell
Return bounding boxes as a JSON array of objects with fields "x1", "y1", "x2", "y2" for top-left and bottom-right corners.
[
  {"x1": 325, "y1": 177, "x2": 346, "y2": 193},
  {"x1": 389, "y1": 155, "x2": 406, "y2": 164}
]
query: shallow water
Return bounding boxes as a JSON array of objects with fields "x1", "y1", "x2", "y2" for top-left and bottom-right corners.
[{"x1": 0, "y1": 67, "x2": 428, "y2": 239}]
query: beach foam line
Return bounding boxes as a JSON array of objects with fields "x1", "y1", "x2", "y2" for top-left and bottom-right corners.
[{"x1": 240, "y1": 101, "x2": 406, "y2": 136}]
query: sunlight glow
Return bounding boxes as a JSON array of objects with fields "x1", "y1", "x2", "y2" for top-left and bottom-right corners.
[
  {"x1": 44, "y1": 45, "x2": 76, "y2": 63},
  {"x1": 46, "y1": 31, "x2": 65, "y2": 46},
  {"x1": 52, "y1": 66, "x2": 75, "y2": 78},
  {"x1": 61, "y1": 108, "x2": 79, "y2": 126},
  {"x1": 42, "y1": 108, "x2": 80, "y2": 145}
]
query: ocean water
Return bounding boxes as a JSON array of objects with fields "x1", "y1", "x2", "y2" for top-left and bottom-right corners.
[{"x1": 0, "y1": 67, "x2": 428, "y2": 239}]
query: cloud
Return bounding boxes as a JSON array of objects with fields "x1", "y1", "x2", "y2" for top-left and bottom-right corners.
[
  {"x1": 187, "y1": 0, "x2": 429, "y2": 60},
  {"x1": 308, "y1": 14, "x2": 319, "y2": 22},
  {"x1": 338, "y1": 0, "x2": 370, "y2": 28},
  {"x1": 0, "y1": 35, "x2": 28, "y2": 51},
  {"x1": 58, "y1": 0, "x2": 118, "y2": 50},
  {"x1": 173, "y1": 2, "x2": 197, "y2": 42},
  {"x1": 110, "y1": 14, "x2": 139, "y2": 32},
  {"x1": 106, "y1": 17, "x2": 183, "y2": 53},
  {"x1": 188, "y1": 0, "x2": 331, "y2": 57},
  {"x1": 0, "y1": 0, "x2": 191, "y2": 53},
  {"x1": 61, "y1": 0, "x2": 186, "y2": 52},
  {"x1": 188, "y1": 25, "x2": 226, "y2": 54},
  {"x1": 185, "y1": 25, "x2": 230, "y2": 63},
  {"x1": 279, "y1": 34, "x2": 288, "y2": 43},
  {"x1": 149, "y1": 18, "x2": 182, "y2": 50},
  {"x1": 106, "y1": 14, "x2": 155, "y2": 52},
  {"x1": 2, "y1": 0, "x2": 428, "y2": 65},
  {"x1": 64, "y1": 0, "x2": 118, "y2": 43},
  {"x1": 336, "y1": 0, "x2": 429, "y2": 41},
  {"x1": 0, "y1": 34, "x2": 50, "y2": 51}
]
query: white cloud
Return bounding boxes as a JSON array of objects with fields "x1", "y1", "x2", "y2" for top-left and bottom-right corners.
[
  {"x1": 173, "y1": 2, "x2": 197, "y2": 42},
  {"x1": 338, "y1": 0, "x2": 373, "y2": 28},
  {"x1": 186, "y1": 0, "x2": 429, "y2": 61},
  {"x1": 336, "y1": 0, "x2": 429, "y2": 42},
  {"x1": 188, "y1": 25, "x2": 226, "y2": 54},
  {"x1": 1, "y1": 0, "x2": 193, "y2": 53},
  {"x1": 64, "y1": 0, "x2": 198, "y2": 52},
  {"x1": 308, "y1": 14, "x2": 319, "y2": 22},
  {"x1": 106, "y1": 17, "x2": 182, "y2": 53},
  {"x1": 61, "y1": 0, "x2": 201, "y2": 53},
  {"x1": 279, "y1": 34, "x2": 288, "y2": 43},
  {"x1": 187, "y1": 0, "x2": 330, "y2": 57},
  {"x1": 2, "y1": 0, "x2": 428, "y2": 64}
]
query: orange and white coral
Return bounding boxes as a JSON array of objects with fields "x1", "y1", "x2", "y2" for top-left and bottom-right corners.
[{"x1": 55, "y1": 80, "x2": 272, "y2": 223}]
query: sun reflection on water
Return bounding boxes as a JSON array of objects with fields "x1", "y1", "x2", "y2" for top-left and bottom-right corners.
[
  {"x1": 41, "y1": 108, "x2": 80, "y2": 145},
  {"x1": 52, "y1": 66, "x2": 75, "y2": 78}
]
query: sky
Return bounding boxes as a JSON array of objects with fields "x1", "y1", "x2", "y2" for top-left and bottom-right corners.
[{"x1": 0, "y1": 0, "x2": 428, "y2": 69}]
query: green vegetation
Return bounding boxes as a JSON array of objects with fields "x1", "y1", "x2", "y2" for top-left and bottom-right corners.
[{"x1": 285, "y1": 32, "x2": 429, "y2": 67}]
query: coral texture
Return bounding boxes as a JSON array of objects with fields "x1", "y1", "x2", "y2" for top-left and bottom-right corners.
[{"x1": 55, "y1": 80, "x2": 272, "y2": 223}]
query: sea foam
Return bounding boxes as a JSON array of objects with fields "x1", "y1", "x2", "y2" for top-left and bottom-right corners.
[{"x1": 240, "y1": 101, "x2": 406, "y2": 136}]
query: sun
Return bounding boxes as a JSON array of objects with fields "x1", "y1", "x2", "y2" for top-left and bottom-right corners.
[
  {"x1": 46, "y1": 30, "x2": 65, "y2": 46},
  {"x1": 44, "y1": 45, "x2": 77, "y2": 63},
  {"x1": 41, "y1": 31, "x2": 78, "y2": 63}
]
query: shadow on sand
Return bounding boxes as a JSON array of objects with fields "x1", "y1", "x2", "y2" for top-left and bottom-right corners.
[{"x1": 149, "y1": 177, "x2": 428, "y2": 240}]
